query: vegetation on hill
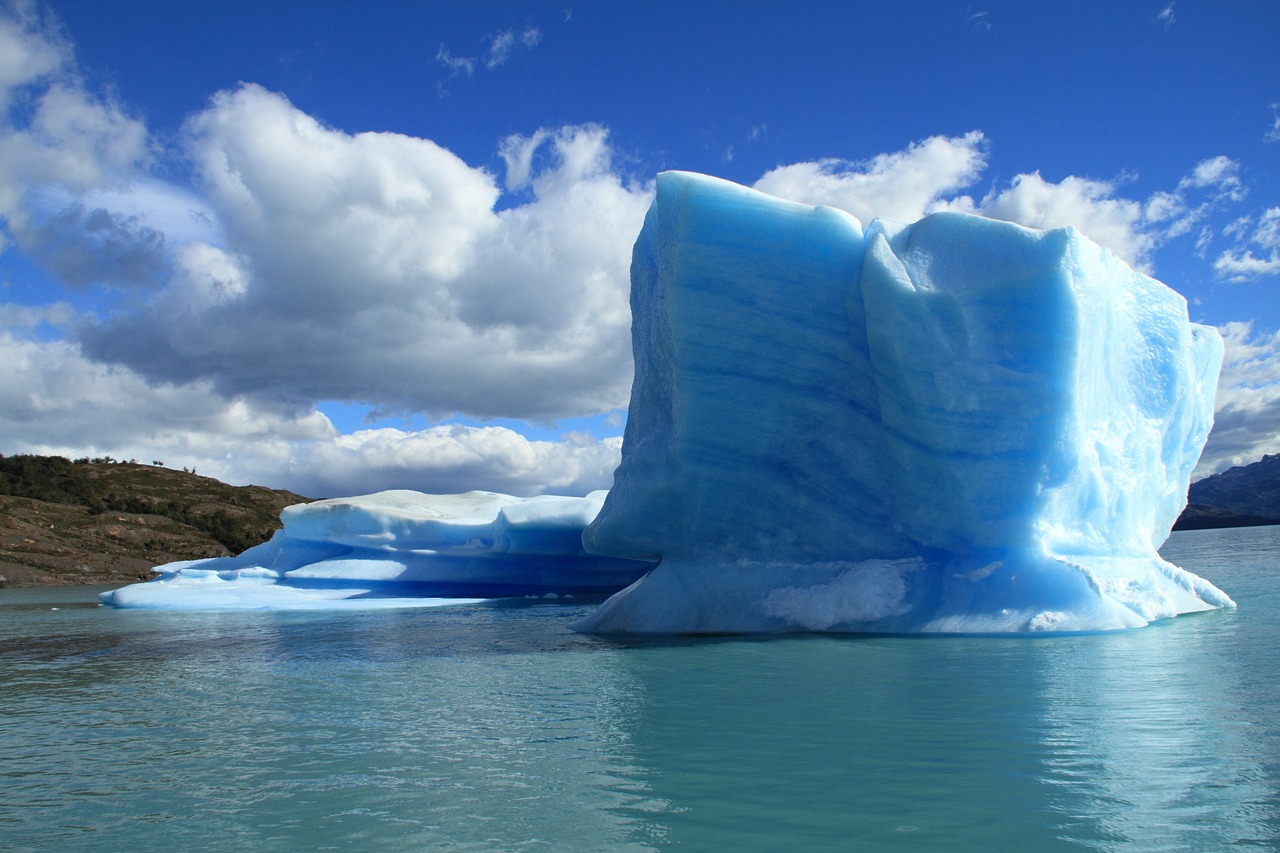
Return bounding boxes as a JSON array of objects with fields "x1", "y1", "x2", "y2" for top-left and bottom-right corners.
[{"x1": 0, "y1": 455, "x2": 310, "y2": 587}]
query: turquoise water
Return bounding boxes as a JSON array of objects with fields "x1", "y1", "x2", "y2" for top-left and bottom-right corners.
[{"x1": 2, "y1": 525, "x2": 1278, "y2": 851}]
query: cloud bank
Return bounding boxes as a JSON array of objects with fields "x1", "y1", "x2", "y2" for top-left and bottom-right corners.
[{"x1": 0, "y1": 3, "x2": 1276, "y2": 497}]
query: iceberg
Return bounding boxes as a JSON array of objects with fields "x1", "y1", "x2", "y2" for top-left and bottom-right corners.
[
  {"x1": 575, "y1": 172, "x2": 1233, "y2": 633},
  {"x1": 98, "y1": 490, "x2": 653, "y2": 610}
]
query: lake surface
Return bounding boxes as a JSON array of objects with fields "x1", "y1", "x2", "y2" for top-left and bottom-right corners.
[{"x1": 2, "y1": 525, "x2": 1278, "y2": 851}]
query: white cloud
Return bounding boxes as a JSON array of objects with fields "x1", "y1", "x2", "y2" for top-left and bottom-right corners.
[
  {"x1": 0, "y1": 1, "x2": 65, "y2": 105},
  {"x1": 1178, "y1": 154, "x2": 1244, "y2": 201},
  {"x1": 753, "y1": 131, "x2": 989, "y2": 223},
  {"x1": 0, "y1": 328, "x2": 622, "y2": 497},
  {"x1": 0, "y1": 6, "x2": 152, "y2": 273},
  {"x1": 246, "y1": 426, "x2": 620, "y2": 498},
  {"x1": 1253, "y1": 207, "x2": 1280, "y2": 249},
  {"x1": 0, "y1": 328, "x2": 330, "y2": 457},
  {"x1": 439, "y1": 25, "x2": 543, "y2": 79},
  {"x1": 1268, "y1": 102, "x2": 1280, "y2": 143},
  {"x1": 757, "y1": 143, "x2": 1255, "y2": 271},
  {"x1": 1196, "y1": 321, "x2": 1280, "y2": 477},
  {"x1": 486, "y1": 31, "x2": 517, "y2": 69},
  {"x1": 66, "y1": 87, "x2": 649, "y2": 421},
  {"x1": 752, "y1": 136, "x2": 1248, "y2": 270},
  {"x1": 486, "y1": 27, "x2": 542, "y2": 69},
  {"x1": 1214, "y1": 250, "x2": 1280, "y2": 281},
  {"x1": 499, "y1": 128, "x2": 550, "y2": 190},
  {"x1": 1214, "y1": 206, "x2": 1280, "y2": 282},
  {"x1": 966, "y1": 9, "x2": 993, "y2": 31},
  {"x1": 980, "y1": 172, "x2": 1155, "y2": 267},
  {"x1": 1156, "y1": 2, "x2": 1176, "y2": 30}
]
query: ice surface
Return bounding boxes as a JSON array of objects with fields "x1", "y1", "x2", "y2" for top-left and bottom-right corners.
[
  {"x1": 576, "y1": 171, "x2": 1233, "y2": 634},
  {"x1": 99, "y1": 490, "x2": 653, "y2": 610}
]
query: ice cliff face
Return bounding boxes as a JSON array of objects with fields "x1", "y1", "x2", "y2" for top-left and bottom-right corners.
[{"x1": 576, "y1": 171, "x2": 1231, "y2": 633}]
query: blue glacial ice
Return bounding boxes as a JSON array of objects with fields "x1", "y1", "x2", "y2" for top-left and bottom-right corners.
[
  {"x1": 102, "y1": 169, "x2": 1233, "y2": 632},
  {"x1": 575, "y1": 171, "x2": 1232, "y2": 633},
  {"x1": 98, "y1": 490, "x2": 652, "y2": 609}
]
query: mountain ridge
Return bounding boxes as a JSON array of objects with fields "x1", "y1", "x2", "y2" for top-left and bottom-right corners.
[{"x1": 1174, "y1": 454, "x2": 1280, "y2": 530}]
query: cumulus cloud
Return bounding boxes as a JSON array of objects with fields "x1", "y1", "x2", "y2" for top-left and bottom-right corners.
[
  {"x1": 753, "y1": 131, "x2": 990, "y2": 223},
  {"x1": 967, "y1": 155, "x2": 1247, "y2": 269},
  {"x1": 0, "y1": 1, "x2": 65, "y2": 106},
  {"x1": 18, "y1": 200, "x2": 168, "y2": 288},
  {"x1": 1196, "y1": 322, "x2": 1280, "y2": 477},
  {"x1": 75, "y1": 85, "x2": 650, "y2": 421},
  {"x1": 0, "y1": 328, "x2": 621, "y2": 497},
  {"x1": 980, "y1": 172, "x2": 1155, "y2": 266},
  {"x1": 758, "y1": 142, "x2": 1251, "y2": 271},
  {"x1": 0, "y1": 8, "x2": 637, "y2": 496},
  {"x1": 0, "y1": 328, "x2": 331, "y2": 458},
  {"x1": 0, "y1": 3, "x2": 153, "y2": 271},
  {"x1": 243, "y1": 426, "x2": 620, "y2": 498}
]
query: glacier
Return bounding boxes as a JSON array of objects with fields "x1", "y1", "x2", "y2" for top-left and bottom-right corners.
[
  {"x1": 102, "y1": 169, "x2": 1233, "y2": 633},
  {"x1": 97, "y1": 490, "x2": 652, "y2": 610}
]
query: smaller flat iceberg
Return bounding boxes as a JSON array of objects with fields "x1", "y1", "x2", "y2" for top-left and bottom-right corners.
[{"x1": 98, "y1": 490, "x2": 654, "y2": 610}]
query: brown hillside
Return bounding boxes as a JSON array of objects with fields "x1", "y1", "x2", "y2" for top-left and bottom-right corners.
[{"x1": 0, "y1": 456, "x2": 310, "y2": 587}]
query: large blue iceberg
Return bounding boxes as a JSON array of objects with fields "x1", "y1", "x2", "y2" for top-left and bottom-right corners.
[
  {"x1": 577, "y1": 172, "x2": 1231, "y2": 633},
  {"x1": 102, "y1": 170, "x2": 1232, "y2": 632}
]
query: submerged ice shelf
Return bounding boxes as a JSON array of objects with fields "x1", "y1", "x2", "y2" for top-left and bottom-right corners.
[{"x1": 102, "y1": 170, "x2": 1233, "y2": 632}]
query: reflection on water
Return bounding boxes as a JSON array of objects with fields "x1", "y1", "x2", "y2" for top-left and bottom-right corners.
[
  {"x1": 1, "y1": 526, "x2": 1278, "y2": 851},
  {"x1": 1032, "y1": 621, "x2": 1277, "y2": 848}
]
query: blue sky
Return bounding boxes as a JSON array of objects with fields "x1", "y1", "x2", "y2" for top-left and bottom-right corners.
[{"x1": 0, "y1": 0, "x2": 1277, "y2": 497}]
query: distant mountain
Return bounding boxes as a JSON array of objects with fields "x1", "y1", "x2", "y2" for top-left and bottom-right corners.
[
  {"x1": 1174, "y1": 454, "x2": 1280, "y2": 530},
  {"x1": 0, "y1": 455, "x2": 310, "y2": 587}
]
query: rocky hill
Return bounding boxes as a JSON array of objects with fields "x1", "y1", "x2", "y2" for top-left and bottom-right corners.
[
  {"x1": 1175, "y1": 453, "x2": 1280, "y2": 530},
  {"x1": 0, "y1": 455, "x2": 310, "y2": 587}
]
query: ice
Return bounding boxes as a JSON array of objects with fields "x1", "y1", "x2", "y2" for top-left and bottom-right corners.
[
  {"x1": 99, "y1": 490, "x2": 653, "y2": 610},
  {"x1": 576, "y1": 171, "x2": 1233, "y2": 634}
]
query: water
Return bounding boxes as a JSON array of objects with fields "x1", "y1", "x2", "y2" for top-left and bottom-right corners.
[{"x1": 2, "y1": 526, "x2": 1278, "y2": 851}]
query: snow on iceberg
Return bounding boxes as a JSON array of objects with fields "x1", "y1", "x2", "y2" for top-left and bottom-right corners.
[
  {"x1": 99, "y1": 490, "x2": 653, "y2": 610},
  {"x1": 575, "y1": 171, "x2": 1233, "y2": 634}
]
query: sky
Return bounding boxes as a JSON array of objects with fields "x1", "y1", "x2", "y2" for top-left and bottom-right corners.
[{"x1": 0, "y1": 0, "x2": 1277, "y2": 498}]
